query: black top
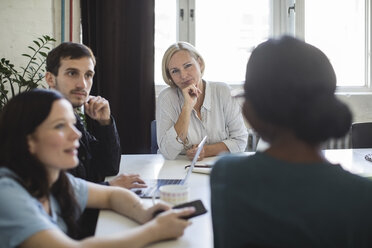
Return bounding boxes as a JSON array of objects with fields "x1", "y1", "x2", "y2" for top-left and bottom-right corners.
[
  {"x1": 211, "y1": 152, "x2": 372, "y2": 248},
  {"x1": 68, "y1": 114, "x2": 121, "y2": 184}
]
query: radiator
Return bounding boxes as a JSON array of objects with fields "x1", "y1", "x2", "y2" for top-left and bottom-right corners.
[
  {"x1": 246, "y1": 129, "x2": 260, "y2": 151},
  {"x1": 322, "y1": 131, "x2": 351, "y2": 149},
  {"x1": 246, "y1": 129, "x2": 351, "y2": 151}
]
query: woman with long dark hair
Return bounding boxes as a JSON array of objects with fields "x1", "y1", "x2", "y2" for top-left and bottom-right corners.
[{"x1": 0, "y1": 89, "x2": 194, "y2": 248}]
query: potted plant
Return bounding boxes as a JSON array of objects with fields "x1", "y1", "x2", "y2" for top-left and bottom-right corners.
[{"x1": 0, "y1": 35, "x2": 56, "y2": 111}]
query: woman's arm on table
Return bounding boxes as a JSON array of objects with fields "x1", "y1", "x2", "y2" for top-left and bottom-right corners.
[
  {"x1": 20, "y1": 183, "x2": 194, "y2": 248},
  {"x1": 186, "y1": 142, "x2": 229, "y2": 160},
  {"x1": 157, "y1": 88, "x2": 192, "y2": 160}
]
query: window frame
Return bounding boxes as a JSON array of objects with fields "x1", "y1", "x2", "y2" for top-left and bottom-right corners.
[
  {"x1": 294, "y1": 0, "x2": 372, "y2": 93},
  {"x1": 156, "y1": 0, "x2": 372, "y2": 93}
]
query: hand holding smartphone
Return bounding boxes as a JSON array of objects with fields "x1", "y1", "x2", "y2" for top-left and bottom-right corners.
[{"x1": 153, "y1": 199, "x2": 207, "y2": 220}]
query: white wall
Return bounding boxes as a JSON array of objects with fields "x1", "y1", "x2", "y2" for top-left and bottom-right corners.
[
  {"x1": 0, "y1": 0, "x2": 80, "y2": 81},
  {"x1": 0, "y1": 0, "x2": 54, "y2": 79},
  {"x1": 337, "y1": 94, "x2": 372, "y2": 123},
  {"x1": 1, "y1": 0, "x2": 372, "y2": 123}
]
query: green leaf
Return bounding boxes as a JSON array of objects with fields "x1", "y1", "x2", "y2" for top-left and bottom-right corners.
[
  {"x1": 43, "y1": 35, "x2": 56, "y2": 42},
  {"x1": 28, "y1": 46, "x2": 36, "y2": 52},
  {"x1": 1, "y1": 35, "x2": 56, "y2": 110},
  {"x1": 39, "y1": 51, "x2": 47, "y2": 57},
  {"x1": 22, "y1": 54, "x2": 32, "y2": 58},
  {"x1": 33, "y1": 40, "x2": 40, "y2": 47}
]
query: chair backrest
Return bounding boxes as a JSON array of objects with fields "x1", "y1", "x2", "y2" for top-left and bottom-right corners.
[
  {"x1": 351, "y1": 122, "x2": 372, "y2": 148},
  {"x1": 150, "y1": 120, "x2": 158, "y2": 154}
]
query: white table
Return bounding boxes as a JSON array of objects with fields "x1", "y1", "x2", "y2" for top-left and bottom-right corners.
[
  {"x1": 95, "y1": 154, "x2": 219, "y2": 248},
  {"x1": 95, "y1": 149, "x2": 372, "y2": 247},
  {"x1": 323, "y1": 148, "x2": 372, "y2": 177}
]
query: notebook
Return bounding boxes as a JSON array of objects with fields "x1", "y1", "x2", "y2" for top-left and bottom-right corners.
[{"x1": 133, "y1": 136, "x2": 207, "y2": 198}]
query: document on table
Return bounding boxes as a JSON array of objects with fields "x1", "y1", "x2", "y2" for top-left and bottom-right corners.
[{"x1": 189, "y1": 160, "x2": 216, "y2": 174}]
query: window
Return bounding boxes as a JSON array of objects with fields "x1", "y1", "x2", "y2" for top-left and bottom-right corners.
[
  {"x1": 155, "y1": 0, "x2": 371, "y2": 90},
  {"x1": 154, "y1": 0, "x2": 177, "y2": 86},
  {"x1": 154, "y1": 0, "x2": 271, "y2": 85},
  {"x1": 195, "y1": 0, "x2": 270, "y2": 83},
  {"x1": 299, "y1": 0, "x2": 369, "y2": 88}
]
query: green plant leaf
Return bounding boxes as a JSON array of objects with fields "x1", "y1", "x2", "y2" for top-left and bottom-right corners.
[
  {"x1": 43, "y1": 35, "x2": 56, "y2": 42},
  {"x1": 22, "y1": 54, "x2": 32, "y2": 58},
  {"x1": 33, "y1": 40, "x2": 40, "y2": 47},
  {"x1": 1, "y1": 34, "x2": 55, "y2": 109},
  {"x1": 39, "y1": 51, "x2": 47, "y2": 57},
  {"x1": 28, "y1": 46, "x2": 36, "y2": 52}
]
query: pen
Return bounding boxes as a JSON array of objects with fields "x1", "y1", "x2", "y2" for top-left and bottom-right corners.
[{"x1": 185, "y1": 164, "x2": 212, "y2": 169}]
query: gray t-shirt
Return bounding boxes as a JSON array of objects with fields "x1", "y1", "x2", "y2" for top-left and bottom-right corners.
[{"x1": 0, "y1": 167, "x2": 88, "y2": 248}]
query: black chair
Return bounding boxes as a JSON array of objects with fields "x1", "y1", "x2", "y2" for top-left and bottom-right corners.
[
  {"x1": 351, "y1": 122, "x2": 372, "y2": 148},
  {"x1": 151, "y1": 120, "x2": 159, "y2": 154}
]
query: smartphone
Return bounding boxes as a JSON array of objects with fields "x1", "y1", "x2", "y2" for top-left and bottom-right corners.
[
  {"x1": 153, "y1": 199, "x2": 207, "y2": 219},
  {"x1": 173, "y1": 199, "x2": 208, "y2": 219}
]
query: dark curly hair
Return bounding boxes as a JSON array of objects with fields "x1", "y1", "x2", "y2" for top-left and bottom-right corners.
[
  {"x1": 244, "y1": 36, "x2": 352, "y2": 144},
  {"x1": 0, "y1": 89, "x2": 81, "y2": 237}
]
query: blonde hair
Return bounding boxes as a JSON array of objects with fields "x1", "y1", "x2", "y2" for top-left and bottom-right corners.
[{"x1": 161, "y1": 41, "x2": 205, "y2": 87}]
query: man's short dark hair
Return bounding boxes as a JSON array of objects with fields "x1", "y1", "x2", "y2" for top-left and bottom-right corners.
[{"x1": 46, "y1": 42, "x2": 96, "y2": 76}]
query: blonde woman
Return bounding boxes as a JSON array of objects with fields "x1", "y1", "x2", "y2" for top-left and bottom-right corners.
[{"x1": 157, "y1": 42, "x2": 248, "y2": 160}]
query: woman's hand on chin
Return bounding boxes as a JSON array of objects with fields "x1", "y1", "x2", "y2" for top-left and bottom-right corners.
[{"x1": 182, "y1": 84, "x2": 201, "y2": 108}]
